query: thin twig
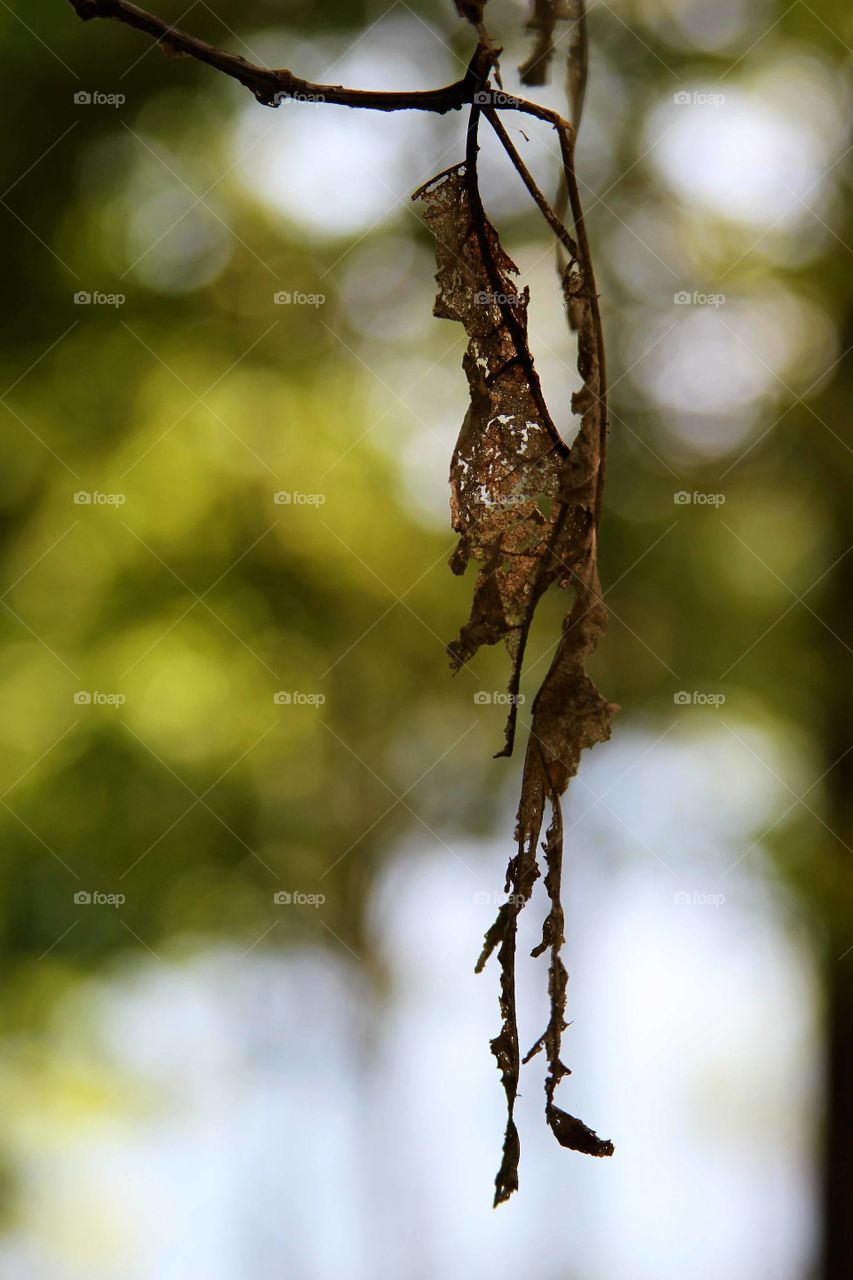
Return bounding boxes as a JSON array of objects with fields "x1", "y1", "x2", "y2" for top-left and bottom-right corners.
[
  {"x1": 483, "y1": 107, "x2": 577, "y2": 260},
  {"x1": 556, "y1": 122, "x2": 608, "y2": 529}
]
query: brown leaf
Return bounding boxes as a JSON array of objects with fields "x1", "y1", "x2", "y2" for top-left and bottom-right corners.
[
  {"x1": 518, "y1": 0, "x2": 588, "y2": 133},
  {"x1": 518, "y1": 0, "x2": 568, "y2": 87},
  {"x1": 415, "y1": 111, "x2": 615, "y2": 1206},
  {"x1": 566, "y1": 0, "x2": 588, "y2": 131},
  {"x1": 415, "y1": 167, "x2": 572, "y2": 682},
  {"x1": 547, "y1": 1104, "x2": 615, "y2": 1156}
]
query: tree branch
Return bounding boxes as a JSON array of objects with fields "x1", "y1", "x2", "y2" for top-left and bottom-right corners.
[
  {"x1": 66, "y1": 0, "x2": 576, "y2": 130},
  {"x1": 67, "y1": 0, "x2": 497, "y2": 112},
  {"x1": 67, "y1": 0, "x2": 480, "y2": 110}
]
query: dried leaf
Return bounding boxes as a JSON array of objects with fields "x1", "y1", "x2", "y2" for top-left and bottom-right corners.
[
  {"x1": 414, "y1": 167, "x2": 574, "y2": 701},
  {"x1": 416, "y1": 138, "x2": 615, "y2": 1204},
  {"x1": 454, "y1": 0, "x2": 488, "y2": 24},
  {"x1": 519, "y1": 0, "x2": 588, "y2": 133},
  {"x1": 566, "y1": 0, "x2": 588, "y2": 130},
  {"x1": 519, "y1": 0, "x2": 566, "y2": 86}
]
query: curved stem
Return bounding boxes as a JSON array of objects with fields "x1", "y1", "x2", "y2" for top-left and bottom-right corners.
[{"x1": 556, "y1": 124, "x2": 609, "y2": 531}]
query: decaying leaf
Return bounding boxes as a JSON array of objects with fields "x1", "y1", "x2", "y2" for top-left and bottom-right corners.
[
  {"x1": 519, "y1": 0, "x2": 588, "y2": 133},
  {"x1": 415, "y1": 120, "x2": 615, "y2": 1205},
  {"x1": 518, "y1": 0, "x2": 567, "y2": 86},
  {"x1": 414, "y1": 165, "x2": 585, "y2": 751},
  {"x1": 565, "y1": 0, "x2": 588, "y2": 130},
  {"x1": 454, "y1": 0, "x2": 488, "y2": 23}
]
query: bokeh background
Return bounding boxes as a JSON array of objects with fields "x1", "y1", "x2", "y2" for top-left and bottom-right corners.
[{"x1": 0, "y1": 1, "x2": 850, "y2": 1276}]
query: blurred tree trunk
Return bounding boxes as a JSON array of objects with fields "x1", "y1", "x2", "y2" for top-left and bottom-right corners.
[
  {"x1": 824, "y1": 947, "x2": 853, "y2": 1279},
  {"x1": 820, "y1": 328, "x2": 853, "y2": 1280}
]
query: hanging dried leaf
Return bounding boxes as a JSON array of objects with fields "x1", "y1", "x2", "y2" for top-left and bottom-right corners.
[
  {"x1": 519, "y1": 0, "x2": 566, "y2": 86},
  {"x1": 454, "y1": 0, "x2": 488, "y2": 23},
  {"x1": 414, "y1": 165, "x2": 583, "y2": 753},
  {"x1": 416, "y1": 124, "x2": 615, "y2": 1205},
  {"x1": 519, "y1": 0, "x2": 588, "y2": 134},
  {"x1": 566, "y1": 0, "x2": 588, "y2": 130},
  {"x1": 474, "y1": 224, "x2": 617, "y2": 1200}
]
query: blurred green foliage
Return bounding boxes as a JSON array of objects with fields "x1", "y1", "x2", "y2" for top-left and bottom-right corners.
[{"x1": 0, "y1": 0, "x2": 849, "y2": 1032}]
